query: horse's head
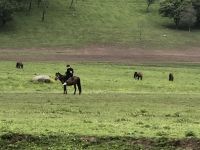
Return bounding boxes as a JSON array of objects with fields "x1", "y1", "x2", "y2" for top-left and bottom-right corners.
[
  {"x1": 134, "y1": 72, "x2": 138, "y2": 78},
  {"x1": 55, "y1": 72, "x2": 61, "y2": 80}
]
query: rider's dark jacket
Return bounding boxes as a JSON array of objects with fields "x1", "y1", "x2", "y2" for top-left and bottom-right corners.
[{"x1": 65, "y1": 67, "x2": 74, "y2": 79}]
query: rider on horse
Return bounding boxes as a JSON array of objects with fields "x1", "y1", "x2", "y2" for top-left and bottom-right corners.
[{"x1": 65, "y1": 64, "x2": 74, "y2": 80}]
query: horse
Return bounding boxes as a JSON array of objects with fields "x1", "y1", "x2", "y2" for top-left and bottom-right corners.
[
  {"x1": 16, "y1": 62, "x2": 23, "y2": 69},
  {"x1": 134, "y1": 72, "x2": 143, "y2": 80},
  {"x1": 169, "y1": 73, "x2": 174, "y2": 81},
  {"x1": 55, "y1": 72, "x2": 81, "y2": 95}
]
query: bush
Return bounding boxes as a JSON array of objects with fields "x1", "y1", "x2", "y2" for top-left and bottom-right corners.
[{"x1": 185, "y1": 131, "x2": 196, "y2": 137}]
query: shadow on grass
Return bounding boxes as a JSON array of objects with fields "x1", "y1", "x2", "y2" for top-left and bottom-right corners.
[
  {"x1": 1, "y1": 132, "x2": 200, "y2": 150},
  {"x1": 0, "y1": 22, "x2": 16, "y2": 33},
  {"x1": 161, "y1": 23, "x2": 200, "y2": 32}
]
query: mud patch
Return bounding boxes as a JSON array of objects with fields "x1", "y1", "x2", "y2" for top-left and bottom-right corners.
[
  {"x1": 1, "y1": 132, "x2": 42, "y2": 144},
  {"x1": 1, "y1": 133, "x2": 200, "y2": 149}
]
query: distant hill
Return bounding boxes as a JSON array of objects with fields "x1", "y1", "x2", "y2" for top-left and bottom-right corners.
[{"x1": 0, "y1": 0, "x2": 200, "y2": 49}]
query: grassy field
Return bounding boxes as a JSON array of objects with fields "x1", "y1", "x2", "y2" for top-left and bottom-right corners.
[
  {"x1": 0, "y1": 0, "x2": 200, "y2": 48},
  {"x1": 0, "y1": 61, "x2": 200, "y2": 93},
  {"x1": 0, "y1": 61, "x2": 200, "y2": 149},
  {"x1": 0, "y1": 93, "x2": 200, "y2": 149}
]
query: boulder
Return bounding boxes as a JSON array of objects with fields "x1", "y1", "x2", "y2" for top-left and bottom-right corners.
[{"x1": 32, "y1": 75, "x2": 53, "y2": 83}]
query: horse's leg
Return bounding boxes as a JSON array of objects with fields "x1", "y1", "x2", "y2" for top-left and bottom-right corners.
[
  {"x1": 74, "y1": 84, "x2": 76, "y2": 95},
  {"x1": 64, "y1": 85, "x2": 67, "y2": 94},
  {"x1": 77, "y1": 78, "x2": 82, "y2": 95}
]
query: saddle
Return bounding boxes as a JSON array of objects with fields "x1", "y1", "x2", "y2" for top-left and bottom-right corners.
[{"x1": 67, "y1": 76, "x2": 74, "y2": 82}]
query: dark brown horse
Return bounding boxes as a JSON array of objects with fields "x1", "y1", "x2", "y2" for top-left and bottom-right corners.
[
  {"x1": 55, "y1": 72, "x2": 81, "y2": 95},
  {"x1": 16, "y1": 62, "x2": 23, "y2": 69},
  {"x1": 169, "y1": 73, "x2": 174, "y2": 81},
  {"x1": 134, "y1": 72, "x2": 143, "y2": 80}
]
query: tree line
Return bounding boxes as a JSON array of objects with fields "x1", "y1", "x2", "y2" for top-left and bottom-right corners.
[
  {"x1": 0, "y1": 0, "x2": 78, "y2": 26},
  {"x1": 0, "y1": 0, "x2": 49, "y2": 25}
]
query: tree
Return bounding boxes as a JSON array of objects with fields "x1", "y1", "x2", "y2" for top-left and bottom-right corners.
[
  {"x1": 180, "y1": 3, "x2": 197, "y2": 32},
  {"x1": 137, "y1": 21, "x2": 145, "y2": 41},
  {"x1": 0, "y1": 0, "x2": 33, "y2": 26},
  {"x1": 41, "y1": 0, "x2": 48, "y2": 21},
  {"x1": 192, "y1": 0, "x2": 200, "y2": 24},
  {"x1": 69, "y1": 0, "x2": 85, "y2": 10},
  {"x1": 159, "y1": 0, "x2": 200, "y2": 29},
  {"x1": 146, "y1": 0, "x2": 155, "y2": 12},
  {"x1": 28, "y1": 0, "x2": 32, "y2": 11},
  {"x1": 0, "y1": 0, "x2": 15, "y2": 26},
  {"x1": 159, "y1": 0, "x2": 183, "y2": 28},
  {"x1": 37, "y1": 0, "x2": 41, "y2": 8},
  {"x1": 69, "y1": 0, "x2": 76, "y2": 10}
]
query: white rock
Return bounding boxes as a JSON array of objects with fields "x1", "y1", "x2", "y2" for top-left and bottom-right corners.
[{"x1": 32, "y1": 75, "x2": 52, "y2": 83}]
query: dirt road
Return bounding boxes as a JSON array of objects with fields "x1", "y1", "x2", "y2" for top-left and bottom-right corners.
[{"x1": 0, "y1": 46, "x2": 200, "y2": 63}]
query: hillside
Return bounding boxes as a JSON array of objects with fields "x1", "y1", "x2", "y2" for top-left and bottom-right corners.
[{"x1": 0, "y1": 0, "x2": 200, "y2": 49}]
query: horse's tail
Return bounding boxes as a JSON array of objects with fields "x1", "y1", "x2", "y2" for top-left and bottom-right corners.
[{"x1": 77, "y1": 77, "x2": 82, "y2": 94}]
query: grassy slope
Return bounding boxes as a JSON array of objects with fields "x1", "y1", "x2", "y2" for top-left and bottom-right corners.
[{"x1": 0, "y1": 0, "x2": 200, "y2": 48}]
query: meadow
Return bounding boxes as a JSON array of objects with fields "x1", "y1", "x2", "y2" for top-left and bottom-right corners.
[
  {"x1": 1, "y1": 0, "x2": 200, "y2": 49},
  {"x1": 1, "y1": 0, "x2": 200, "y2": 149},
  {"x1": 0, "y1": 61, "x2": 200, "y2": 149}
]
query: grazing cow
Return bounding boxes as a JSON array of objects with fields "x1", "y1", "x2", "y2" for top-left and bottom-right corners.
[
  {"x1": 16, "y1": 62, "x2": 23, "y2": 69},
  {"x1": 134, "y1": 72, "x2": 143, "y2": 80},
  {"x1": 169, "y1": 73, "x2": 174, "y2": 81}
]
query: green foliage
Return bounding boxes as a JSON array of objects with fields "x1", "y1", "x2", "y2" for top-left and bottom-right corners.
[
  {"x1": 185, "y1": 131, "x2": 196, "y2": 137},
  {"x1": 0, "y1": 0, "x2": 26, "y2": 26},
  {"x1": 146, "y1": 0, "x2": 155, "y2": 12},
  {"x1": 180, "y1": 3, "x2": 197, "y2": 31},
  {"x1": 159, "y1": 0, "x2": 184, "y2": 27},
  {"x1": 0, "y1": 0, "x2": 14, "y2": 26},
  {"x1": 159, "y1": 0, "x2": 200, "y2": 29},
  {"x1": 192, "y1": 0, "x2": 200, "y2": 23}
]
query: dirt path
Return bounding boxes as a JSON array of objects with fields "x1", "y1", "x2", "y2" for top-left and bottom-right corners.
[{"x1": 0, "y1": 46, "x2": 200, "y2": 63}]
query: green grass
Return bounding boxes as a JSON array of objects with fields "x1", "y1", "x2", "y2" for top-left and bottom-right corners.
[
  {"x1": 0, "y1": 61, "x2": 200, "y2": 93},
  {"x1": 0, "y1": 61, "x2": 200, "y2": 149},
  {"x1": 0, "y1": 93, "x2": 200, "y2": 149},
  {"x1": 1, "y1": 93, "x2": 200, "y2": 138},
  {"x1": 0, "y1": 0, "x2": 200, "y2": 48}
]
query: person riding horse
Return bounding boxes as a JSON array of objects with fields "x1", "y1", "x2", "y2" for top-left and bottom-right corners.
[
  {"x1": 65, "y1": 65, "x2": 74, "y2": 80},
  {"x1": 55, "y1": 72, "x2": 81, "y2": 95}
]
